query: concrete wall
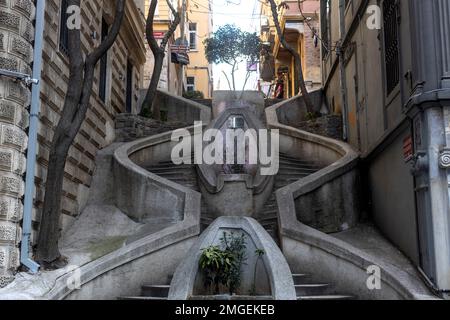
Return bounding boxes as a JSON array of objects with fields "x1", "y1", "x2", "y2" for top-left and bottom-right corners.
[
  {"x1": 154, "y1": 90, "x2": 211, "y2": 123},
  {"x1": 275, "y1": 89, "x2": 325, "y2": 125},
  {"x1": 368, "y1": 127, "x2": 420, "y2": 265},
  {"x1": 321, "y1": 0, "x2": 420, "y2": 267},
  {"x1": 64, "y1": 238, "x2": 196, "y2": 300},
  {"x1": 115, "y1": 113, "x2": 190, "y2": 142}
]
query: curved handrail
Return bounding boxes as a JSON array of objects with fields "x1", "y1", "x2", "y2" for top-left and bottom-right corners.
[{"x1": 45, "y1": 128, "x2": 203, "y2": 299}]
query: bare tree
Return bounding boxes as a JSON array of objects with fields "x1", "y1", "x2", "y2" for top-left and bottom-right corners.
[
  {"x1": 140, "y1": 0, "x2": 181, "y2": 120},
  {"x1": 266, "y1": 0, "x2": 314, "y2": 113},
  {"x1": 35, "y1": 0, "x2": 126, "y2": 268}
]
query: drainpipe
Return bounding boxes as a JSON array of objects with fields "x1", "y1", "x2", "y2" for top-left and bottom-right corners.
[
  {"x1": 20, "y1": 0, "x2": 46, "y2": 273},
  {"x1": 338, "y1": 0, "x2": 349, "y2": 141}
]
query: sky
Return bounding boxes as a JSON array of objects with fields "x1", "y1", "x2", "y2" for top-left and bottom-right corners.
[{"x1": 208, "y1": 0, "x2": 261, "y2": 91}]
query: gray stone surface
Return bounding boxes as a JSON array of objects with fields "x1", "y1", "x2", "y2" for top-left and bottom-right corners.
[
  {"x1": 113, "y1": 128, "x2": 202, "y2": 224},
  {"x1": 295, "y1": 115, "x2": 343, "y2": 140},
  {"x1": 115, "y1": 114, "x2": 190, "y2": 142},
  {"x1": 168, "y1": 217, "x2": 297, "y2": 300},
  {"x1": 197, "y1": 105, "x2": 274, "y2": 218},
  {"x1": 213, "y1": 91, "x2": 266, "y2": 121},
  {"x1": 138, "y1": 89, "x2": 211, "y2": 124}
]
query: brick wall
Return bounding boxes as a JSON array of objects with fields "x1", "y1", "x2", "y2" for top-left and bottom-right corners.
[
  {"x1": 115, "y1": 113, "x2": 189, "y2": 142},
  {"x1": 32, "y1": 0, "x2": 145, "y2": 242},
  {"x1": 303, "y1": 19, "x2": 321, "y2": 86}
]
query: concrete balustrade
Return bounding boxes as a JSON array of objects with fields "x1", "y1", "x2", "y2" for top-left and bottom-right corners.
[{"x1": 266, "y1": 96, "x2": 435, "y2": 300}]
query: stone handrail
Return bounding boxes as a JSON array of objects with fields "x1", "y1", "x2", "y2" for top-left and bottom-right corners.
[
  {"x1": 45, "y1": 129, "x2": 203, "y2": 299},
  {"x1": 265, "y1": 98, "x2": 435, "y2": 300}
]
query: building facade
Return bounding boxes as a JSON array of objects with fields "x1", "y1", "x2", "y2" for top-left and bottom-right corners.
[
  {"x1": 260, "y1": 0, "x2": 321, "y2": 99},
  {"x1": 321, "y1": 0, "x2": 450, "y2": 297},
  {"x1": 0, "y1": 0, "x2": 146, "y2": 286},
  {"x1": 185, "y1": 0, "x2": 213, "y2": 99},
  {"x1": 143, "y1": 0, "x2": 213, "y2": 99}
]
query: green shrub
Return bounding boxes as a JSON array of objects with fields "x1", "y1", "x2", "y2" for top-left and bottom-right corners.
[
  {"x1": 199, "y1": 232, "x2": 247, "y2": 295},
  {"x1": 183, "y1": 90, "x2": 205, "y2": 100}
]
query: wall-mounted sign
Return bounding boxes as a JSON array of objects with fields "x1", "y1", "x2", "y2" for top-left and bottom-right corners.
[
  {"x1": 153, "y1": 31, "x2": 165, "y2": 39},
  {"x1": 403, "y1": 135, "x2": 414, "y2": 162}
]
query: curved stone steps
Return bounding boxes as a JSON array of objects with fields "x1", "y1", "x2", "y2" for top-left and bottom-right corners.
[
  {"x1": 118, "y1": 284, "x2": 171, "y2": 301},
  {"x1": 292, "y1": 273, "x2": 354, "y2": 300},
  {"x1": 144, "y1": 161, "x2": 214, "y2": 231},
  {"x1": 257, "y1": 155, "x2": 324, "y2": 244}
]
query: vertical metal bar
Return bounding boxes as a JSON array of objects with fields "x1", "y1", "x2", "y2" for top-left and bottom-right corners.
[{"x1": 20, "y1": 0, "x2": 46, "y2": 273}]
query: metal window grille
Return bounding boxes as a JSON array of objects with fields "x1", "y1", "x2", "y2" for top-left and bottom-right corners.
[
  {"x1": 383, "y1": 0, "x2": 400, "y2": 95},
  {"x1": 59, "y1": 0, "x2": 69, "y2": 55}
]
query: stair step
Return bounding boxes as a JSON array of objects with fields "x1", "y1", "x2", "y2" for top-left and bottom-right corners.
[
  {"x1": 258, "y1": 216, "x2": 277, "y2": 223},
  {"x1": 147, "y1": 170, "x2": 195, "y2": 176},
  {"x1": 279, "y1": 153, "x2": 315, "y2": 162},
  {"x1": 295, "y1": 284, "x2": 330, "y2": 296},
  {"x1": 147, "y1": 163, "x2": 194, "y2": 169},
  {"x1": 118, "y1": 296, "x2": 167, "y2": 301},
  {"x1": 297, "y1": 295, "x2": 354, "y2": 301},
  {"x1": 277, "y1": 170, "x2": 317, "y2": 175},
  {"x1": 141, "y1": 285, "x2": 170, "y2": 297},
  {"x1": 292, "y1": 274, "x2": 310, "y2": 285},
  {"x1": 279, "y1": 163, "x2": 322, "y2": 171}
]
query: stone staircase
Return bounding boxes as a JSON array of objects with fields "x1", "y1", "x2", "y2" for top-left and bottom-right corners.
[
  {"x1": 119, "y1": 276, "x2": 172, "y2": 300},
  {"x1": 144, "y1": 159, "x2": 215, "y2": 230},
  {"x1": 137, "y1": 154, "x2": 354, "y2": 300},
  {"x1": 118, "y1": 273, "x2": 353, "y2": 300},
  {"x1": 292, "y1": 273, "x2": 353, "y2": 300},
  {"x1": 257, "y1": 153, "x2": 324, "y2": 244}
]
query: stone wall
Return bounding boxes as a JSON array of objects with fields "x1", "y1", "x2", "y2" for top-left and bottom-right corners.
[
  {"x1": 115, "y1": 114, "x2": 189, "y2": 142},
  {"x1": 0, "y1": 0, "x2": 33, "y2": 287},
  {"x1": 295, "y1": 115, "x2": 343, "y2": 140}
]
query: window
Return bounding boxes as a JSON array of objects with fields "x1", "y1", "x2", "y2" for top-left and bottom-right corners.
[
  {"x1": 59, "y1": 0, "x2": 69, "y2": 55},
  {"x1": 320, "y1": 0, "x2": 331, "y2": 59},
  {"x1": 99, "y1": 18, "x2": 109, "y2": 103},
  {"x1": 383, "y1": 0, "x2": 400, "y2": 95},
  {"x1": 187, "y1": 77, "x2": 195, "y2": 92},
  {"x1": 126, "y1": 60, "x2": 133, "y2": 113},
  {"x1": 189, "y1": 23, "x2": 197, "y2": 50}
]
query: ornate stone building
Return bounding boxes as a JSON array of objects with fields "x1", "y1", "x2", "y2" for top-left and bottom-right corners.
[{"x1": 0, "y1": 0, "x2": 146, "y2": 286}]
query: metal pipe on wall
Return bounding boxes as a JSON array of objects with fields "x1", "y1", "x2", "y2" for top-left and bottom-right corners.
[{"x1": 20, "y1": 0, "x2": 46, "y2": 273}]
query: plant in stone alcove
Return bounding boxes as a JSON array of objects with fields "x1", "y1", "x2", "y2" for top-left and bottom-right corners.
[
  {"x1": 220, "y1": 232, "x2": 247, "y2": 295},
  {"x1": 199, "y1": 232, "x2": 247, "y2": 295},
  {"x1": 199, "y1": 245, "x2": 234, "y2": 295},
  {"x1": 250, "y1": 249, "x2": 265, "y2": 296}
]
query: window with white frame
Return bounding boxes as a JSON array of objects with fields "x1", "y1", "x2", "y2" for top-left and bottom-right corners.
[
  {"x1": 189, "y1": 23, "x2": 197, "y2": 50},
  {"x1": 187, "y1": 77, "x2": 195, "y2": 92}
]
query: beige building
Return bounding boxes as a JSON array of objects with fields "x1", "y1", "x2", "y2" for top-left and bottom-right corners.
[
  {"x1": 143, "y1": 0, "x2": 213, "y2": 99},
  {"x1": 0, "y1": 0, "x2": 146, "y2": 285},
  {"x1": 143, "y1": 0, "x2": 186, "y2": 96},
  {"x1": 260, "y1": 0, "x2": 321, "y2": 98},
  {"x1": 185, "y1": 0, "x2": 213, "y2": 99}
]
